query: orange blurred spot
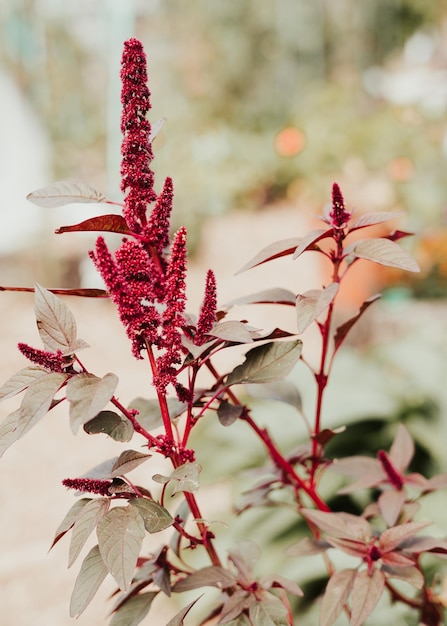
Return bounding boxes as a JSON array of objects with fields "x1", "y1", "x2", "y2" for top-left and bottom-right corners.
[
  {"x1": 387, "y1": 156, "x2": 414, "y2": 182},
  {"x1": 274, "y1": 126, "x2": 306, "y2": 157}
]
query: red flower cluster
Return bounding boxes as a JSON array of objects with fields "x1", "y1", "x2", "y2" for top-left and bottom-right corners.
[{"x1": 18, "y1": 343, "x2": 65, "y2": 372}]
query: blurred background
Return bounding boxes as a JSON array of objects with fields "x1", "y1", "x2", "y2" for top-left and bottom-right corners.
[{"x1": 2, "y1": 1, "x2": 447, "y2": 624}]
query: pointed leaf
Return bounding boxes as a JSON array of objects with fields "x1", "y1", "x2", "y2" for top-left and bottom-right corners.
[
  {"x1": 320, "y1": 569, "x2": 356, "y2": 626},
  {"x1": 293, "y1": 228, "x2": 333, "y2": 260},
  {"x1": 379, "y1": 521, "x2": 431, "y2": 552},
  {"x1": 261, "y1": 575, "x2": 303, "y2": 597},
  {"x1": 150, "y1": 117, "x2": 166, "y2": 142},
  {"x1": 97, "y1": 506, "x2": 145, "y2": 591},
  {"x1": 27, "y1": 179, "x2": 108, "y2": 207},
  {"x1": 227, "y1": 340, "x2": 302, "y2": 386},
  {"x1": 55, "y1": 214, "x2": 131, "y2": 235},
  {"x1": 296, "y1": 283, "x2": 339, "y2": 333},
  {"x1": 349, "y1": 238, "x2": 420, "y2": 272},
  {"x1": 301, "y1": 509, "x2": 371, "y2": 541},
  {"x1": 389, "y1": 424, "x2": 414, "y2": 472},
  {"x1": 350, "y1": 568, "x2": 385, "y2": 626},
  {"x1": 128, "y1": 397, "x2": 186, "y2": 430},
  {"x1": 236, "y1": 238, "x2": 302, "y2": 274},
  {"x1": 348, "y1": 211, "x2": 402, "y2": 232},
  {"x1": 382, "y1": 565, "x2": 424, "y2": 588},
  {"x1": 110, "y1": 592, "x2": 157, "y2": 626},
  {"x1": 50, "y1": 498, "x2": 92, "y2": 550},
  {"x1": 228, "y1": 288, "x2": 296, "y2": 307},
  {"x1": 0, "y1": 409, "x2": 22, "y2": 458},
  {"x1": 83, "y1": 410, "x2": 134, "y2": 442},
  {"x1": 287, "y1": 537, "x2": 330, "y2": 557},
  {"x1": 129, "y1": 498, "x2": 174, "y2": 533},
  {"x1": 70, "y1": 544, "x2": 108, "y2": 617},
  {"x1": 0, "y1": 366, "x2": 48, "y2": 402},
  {"x1": 249, "y1": 596, "x2": 289, "y2": 626},
  {"x1": 173, "y1": 566, "x2": 237, "y2": 592},
  {"x1": 378, "y1": 490, "x2": 406, "y2": 527},
  {"x1": 247, "y1": 380, "x2": 302, "y2": 411},
  {"x1": 217, "y1": 401, "x2": 244, "y2": 426},
  {"x1": 81, "y1": 456, "x2": 119, "y2": 480},
  {"x1": 34, "y1": 283, "x2": 81, "y2": 352},
  {"x1": 111, "y1": 450, "x2": 152, "y2": 477},
  {"x1": 66, "y1": 372, "x2": 118, "y2": 434},
  {"x1": 13, "y1": 372, "x2": 68, "y2": 442},
  {"x1": 165, "y1": 596, "x2": 203, "y2": 626},
  {"x1": 69, "y1": 498, "x2": 110, "y2": 567},
  {"x1": 209, "y1": 320, "x2": 255, "y2": 343},
  {"x1": 228, "y1": 541, "x2": 261, "y2": 583},
  {"x1": 334, "y1": 295, "x2": 381, "y2": 353},
  {"x1": 152, "y1": 462, "x2": 201, "y2": 494}
]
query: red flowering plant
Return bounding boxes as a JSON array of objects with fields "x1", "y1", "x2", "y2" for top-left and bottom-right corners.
[{"x1": 1, "y1": 37, "x2": 447, "y2": 625}]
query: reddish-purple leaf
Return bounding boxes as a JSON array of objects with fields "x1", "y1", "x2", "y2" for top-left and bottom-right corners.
[
  {"x1": 110, "y1": 450, "x2": 152, "y2": 477},
  {"x1": 293, "y1": 228, "x2": 333, "y2": 260},
  {"x1": 260, "y1": 574, "x2": 303, "y2": 597},
  {"x1": 228, "y1": 288, "x2": 296, "y2": 307},
  {"x1": 378, "y1": 490, "x2": 406, "y2": 527},
  {"x1": 0, "y1": 366, "x2": 48, "y2": 402},
  {"x1": 69, "y1": 544, "x2": 108, "y2": 617},
  {"x1": 424, "y1": 473, "x2": 447, "y2": 491},
  {"x1": 0, "y1": 285, "x2": 108, "y2": 297},
  {"x1": 389, "y1": 424, "x2": 414, "y2": 472},
  {"x1": 69, "y1": 498, "x2": 110, "y2": 567},
  {"x1": 97, "y1": 506, "x2": 145, "y2": 591},
  {"x1": 348, "y1": 238, "x2": 420, "y2": 272},
  {"x1": 379, "y1": 521, "x2": 431, "y2": 552},
  {"x1": 109, "y1": 592, "x2": 158, "y2": 626},
  {"x1": 217, "y1": 400, "x2": 244, "y2": 426},
  {"x1": 312, "y1": 427, "x2": 345, "y2": 447},
  {"x1": 350, "y1": 568, "x2": 385, "y2": 626},
  {"x1": 56, "y1": 214, "x2": 131, "y2": 235},
  {"x1": 382, "y1": 565, "x2": 424, "y2": 588},
  {"x1": 301, "y1": 509, "x2": 371, "y2": 541},
  {"x1": 287, "y1": 537, "x2": 330, "y2": 557},
  {"x1": 50, "y1": 498, "x2": 92, "y2": 550},
  {"x1": 333, "y1": 295, "x2": 381, "y2": 353},
  {"x1": 325, "y1": 537, "x2": 367, "y2": 559},
  {"x1": 209, "y1": 320, "x2": 256, "y2": 343},
  {"x1": 165, "y1": 596, "x2": 203, "y2": 626},
  {"x1": 66, "y1": 372, "x2": 118, "y2": 434},
  {"x1": 348, "y1": 211, "x2": 402, "y2": 232},
  {"x1": 173, "y1": 566, "x2": 237, "y2": 592},
  {"x1": 236, "y1": 238, "x2": 302, "y2": 274},
  {"x1": 320, "y1": 569, "x2": 356, "y2": 626},
  {"x1": 296, "y1": 283, "x2": 338, "y2": 333}
]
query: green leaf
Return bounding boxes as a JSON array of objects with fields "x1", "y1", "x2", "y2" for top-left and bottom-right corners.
[
  {"x1": 66, "y1": 372, "x2": 118, "y2": 434},
  {"x1": 246, "y1": 380, "x2": 302, "y2": 411},
  {"x1": 152, "y1": 462, "x2": 201, "y2": 494},
  {"x1": 349, "y1": 238, "x2": 420, "y2": 272},
  {"x1": 110, "y1": 592, "x2": 158, "y2": 626},
  {"x1": 165, "y1": 596, "x2": 203, "y2": 626},
  {"x1": 83, "y1": 410, "x2": 134, "y2": 442},
  {"x1": 56, "y1": 214, "x2": 130, "y2": 235},
  {"x1": 0, "y1": 369, "x2": 66, "y2": 456},
  {"x1": 129, "y1": 498, "x2": 174, "y2": 533},
  {"x1": 68, "y1": 498, "x2": 110, "y2": 567},
  {"x1": 70, "y1": 544, "x2": 108, "y2": 617},
  {"x1": 97, "y1": 506, "x2": 145, "y2": 591},
  {"x1": 236, "y1": 238, "x2": 302, "y2": 274},
  {"x1": 27, "y1": 179, "x2": 108, "y2": 207},
  {"x1": 227, "y1": 340, "x2": 302, "y2": 386},
  {"x1": 50, "y1": 498, "x2": 92, "y2": 550},
  {"x1": 34, "y1": 283, "x2": 79, "y2": 352},
  {"x1": 110, "y1": 450, "x2": 152, "y2": 477},
  {"x1": 0, "y1": 366, "x2": 48, "y2": 402},
  {"x1": 295, "y1": 283, "x2": 339, "y2": 334},
  {"x1": 173, "y1": 566, "x2": 237, "y2": 592}
]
